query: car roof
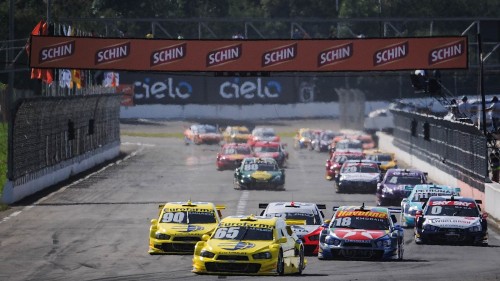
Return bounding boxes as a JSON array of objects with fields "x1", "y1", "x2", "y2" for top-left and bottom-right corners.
[
  {"x1": 336, "y1": 206, "x2": 390, "y2": 215},
  {"x1": 265, "y1": 202, "x2": 319, "y2": 211},
  {"x1": 385, "y1": 168, "x2": 424, "y2": 175},
  {"x1": 243, "y1": 157, "x2": 277, "y2": 163},
  {"x1": 364, "y1": 149, "x2": 394, "y2": 156},
  {"x1": 220, "y1": 215, "x2": 280, "y2": 226},
  {"x1": 428, "y1": 195, "x2": 476, "y2": 202},
  {"x1": 344, "y1": 159, "x2": 378, "y2": 164},
  {"x1": 162, "y1": 201, "x2": 215, "y2": 210},
  {"x1": 253, "y1": 141, "x2": 280, "y2": 146},
  {"x1": 223, "y1": 143, "x2": 251, "y2": 148}
]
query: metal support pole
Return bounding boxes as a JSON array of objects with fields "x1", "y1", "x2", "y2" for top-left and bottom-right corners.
[
  {"x1": 478, "y1": 34, "x2": 490, "y2": 181},
  {"x1": 6, "y1": 0, "x2": 15, "y2": 180}
]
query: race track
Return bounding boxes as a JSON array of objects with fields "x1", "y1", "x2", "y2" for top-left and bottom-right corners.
[{"x1": 0, "y1": 119, "x2": 499, "y2": 281}]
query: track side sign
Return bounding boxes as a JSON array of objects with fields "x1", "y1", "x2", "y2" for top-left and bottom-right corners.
[{"x1": 30, "y1": 36, "x2": 468, "y2": 72}]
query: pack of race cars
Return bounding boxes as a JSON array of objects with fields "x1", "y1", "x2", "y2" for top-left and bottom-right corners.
[{"x1": 148, "y1": 123, "x2": 489, "y2": 276}]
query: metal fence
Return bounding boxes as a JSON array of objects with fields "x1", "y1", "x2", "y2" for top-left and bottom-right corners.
[
  {"x1": 391, "y1": 109, "x2": 488, "y2": 191},
  {"x1": 11, "y1": 94, "x2": 121, "y2": 185}
]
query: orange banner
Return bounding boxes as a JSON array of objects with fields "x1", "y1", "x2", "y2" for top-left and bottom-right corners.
[{"x1": 29, "y1": 36, "x2": 468, "y2": 72}]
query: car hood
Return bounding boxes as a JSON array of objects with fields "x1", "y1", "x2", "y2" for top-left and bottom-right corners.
[
  {"x1": 199, "y1": 133, "x2": 221, "y2": 139},
  {"x1": 291, "y1": 225, "x2": 321, "y2": 237},
  {"x1": 249, "y1": 171, "x2": 274, "y2": 180},
  {"x1": 255, "y1": 152, "x2": 279, "y2": 158},
  {"x1": 205, "y1": 239, "x2": 275, "y2": 254},
  {"x1": 331, "y1": 228, "x2": 388, "y2": 240},
  {"x1": 341, "y1": 173, "x2": 379, "y2": 181},
  {"x1": 382, "y1": 184, "x2": 409, "y2": 190},
  {"x1": 222, "y1": 154, "x2": 251, "y2": 160},
  {"x1": 425, "y1": 216, "x2": 480, "y2": 228},
  {"x1": 157, "y1": 223, "x2": 217, "y2": 235}
]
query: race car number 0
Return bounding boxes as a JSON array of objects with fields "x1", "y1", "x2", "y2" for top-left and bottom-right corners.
[
  {"x1": 334, "y1": 217, "x2": 352, "y2": 227},
  {"x1": 162, "y1": 212, "x2": 185, "y2": 223},
  {"x1": 430, "y1": 206, "x2": 442, "y2": 215},
  {"x1": 214, "y1": 227, "x2": 239, "y2": 239}
]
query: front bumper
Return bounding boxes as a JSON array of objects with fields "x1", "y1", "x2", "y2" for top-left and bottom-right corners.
[
  {"x1": 318, "y1": 241, "x2": 397, "y2": 260},
  {"x1": 237, "y1": 178, "x2": 285, "y2": 190},
  {"x1": 377, "y1": 190, "x2": 410, "y2": 205},
  {"x1": 416, "y1": 228, "x2": 488, "y2": 245},
  {"x1": 338, "y1": 181, "x2": 377, "y2": 193},
  {"x1": 217, "y1": 159, "x2": 243, "y2": 170},
  {"x1": 193, "y1": 254, "x2": 285, "y2": 275},
  {"x1": 149, "y1": 237, "x2": 201, "y2": 254}
]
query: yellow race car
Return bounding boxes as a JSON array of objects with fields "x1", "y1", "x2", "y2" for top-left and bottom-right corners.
[
  {"x1": 192, "y1": 215, "x2": 306, "y2": 275},
  {"x1": 364, "y1": 149, "x2": 398, "y2": 173},
  {"x1": 149, "y1": 200, "x2": 225, "y2": 254}
]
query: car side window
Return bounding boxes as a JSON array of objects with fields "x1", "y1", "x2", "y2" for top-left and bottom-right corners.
[{"x1": 286, "y1": 225, "x2": 294, "y2": 236}]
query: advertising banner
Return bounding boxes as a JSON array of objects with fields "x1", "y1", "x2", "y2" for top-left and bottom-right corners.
[
  {"x1": 205, "y1": 77, "x2": 296, "y2": 104},
  {"x1": 30, "y1": 36, "x2": 468, "y2": 72},
  {"x1": 119, "y1": 72, "x2": 206, "y2": 105}
]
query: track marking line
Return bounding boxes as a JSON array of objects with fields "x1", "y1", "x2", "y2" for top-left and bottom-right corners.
[
  {"x1": 0, "y1": 144, "x2": 146, "y2": 225},
  {"x1": 236, "y1": 191, "x2": 250, "y2": 216}
]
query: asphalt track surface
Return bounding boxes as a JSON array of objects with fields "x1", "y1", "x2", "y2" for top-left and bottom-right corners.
[{"x1": 1, "y1": 118, "x2": 500, "y2": 281}]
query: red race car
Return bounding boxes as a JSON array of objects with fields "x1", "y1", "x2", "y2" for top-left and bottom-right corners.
[
  {"x1": 325, "y1": 151, "x2": 364, "y2": 180},
  {"x1": 252, "y1": 141, "x2": 288, "y2": 168},
  {"x1": 216, "y1": 143, "x2": 254, "y2": 171},
  {"x1": 184, "y1": 124, "x2": 222, "y2": 145}
]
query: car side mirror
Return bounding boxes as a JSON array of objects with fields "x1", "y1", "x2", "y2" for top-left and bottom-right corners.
[
  {"x1": 391, "y1": 231, "x2": 399, "y2": 238},
  {"x1": 391, "y1": 214, "x2": 397, "y2": 223},
  {"x1": 401, "y1": 198, "x2": 408, "y2": 203},
  {"x1": 202, "y1": 234, "x2": 210, "y2": 241},
  {"x1": 151, "y1": 219, "x2": 158, "y2": 225},
  {"x1": 482, "y1": 212, "x2": 489, "y2": 219}
]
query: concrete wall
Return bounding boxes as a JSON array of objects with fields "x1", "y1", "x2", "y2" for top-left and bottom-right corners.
[{"x1": 1, "y1": 143, "x2": 120, "y2": 205}]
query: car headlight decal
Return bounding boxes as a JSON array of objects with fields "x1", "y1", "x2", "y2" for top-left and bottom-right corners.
[
  {"x1": 325, "y1": 236, "x2": 341, "y2": 246},
  {"x1": 252, "y1": 251, "x2": 272, "y2": 259},
  {"x1": 155, "y1": 232, "x2": 171, "y2": 240},
  {"x1": 200, "y1": 250, "x2": 215, "y2": 258}
]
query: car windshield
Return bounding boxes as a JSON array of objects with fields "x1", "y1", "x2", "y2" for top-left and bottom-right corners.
[
  {"x1": 337, "y1": 142, "x2": 362, "y2": 150},
  {"x1": 411, "y1": 190, "x2": 455, "y2": 202},
  {"x1": 260, "y1": 131, "x2": 275, "y2": 137},
  {"x1": 334, "y1": 154, "x2": 364, "y2": 163},
  {"x1": 243, "y1": 163, "x2": 278, "y2": 171},
  {"x1": 224, "y1": 147, "x2": 251, "y2": 154},
  {"x1": 321, "y1": 133, "x2": 336, "y2": 141},
  {"x1": 332, "y1": 213, "x2": 389, "y2": 230},
  {"x1": 213, "y1": 225, "x2": 274, "y2": 240},
  {"x1": 342, "y1": 164, "x2": 379, "y2": 173},
  {"x1": 199, "y1": 125, "x2": 217, "y2": 133},
  {"x1": 425, "y1": 201, "x2": 479, "y2": 217},
  {"x1": 386, "y1": 175, "x2": 423, "y2": 185},
  {"x1": 160, "y1": 210, "x2": 216, "y2": 224},
  {"x1": 367, "y1": 154, "x2": 393, "y2": 162},
  {"x1": 301, "y1": 131, "x2": 312, "y2": 138},
  {"x1": 254, "y1": 146, "x2": 279, "y2": 153},
  {"x1": 267, "y1": 212, "x2": 321, "y2": 225}
]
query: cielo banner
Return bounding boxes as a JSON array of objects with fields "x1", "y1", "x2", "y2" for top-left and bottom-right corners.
[{"x1": 30, "y1": 36, "x2": 468, "y2": 72}]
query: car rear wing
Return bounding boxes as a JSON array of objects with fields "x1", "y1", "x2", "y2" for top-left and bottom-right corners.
[
  {"x1": 285, "y1": 219, "x2": 307, "y2": 226},
  {"x1": 258, "y1": 203, "x2": 268, "y2": 209},
  {"x1": 388, "y1": 207, "x2": 402, "y2": 214},
  {"x1": 157, "y1": 204, "x2": 165, "y2": 216},
  {"x1": 317, "y1": 204, "x2": 326, "y2": 209}
]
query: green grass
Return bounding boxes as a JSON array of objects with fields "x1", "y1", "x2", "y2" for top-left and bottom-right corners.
[{"x1": 0, "y1": 122, "x2": 7, "y2": 211}]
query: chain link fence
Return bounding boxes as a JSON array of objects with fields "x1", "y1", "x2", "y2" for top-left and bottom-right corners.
[
  {"x1": 11, "y1": 94, "x2": 121, "y2": 186},
  {"x1": 391, "y1": 109, "x2": 488, "y2": 191}
]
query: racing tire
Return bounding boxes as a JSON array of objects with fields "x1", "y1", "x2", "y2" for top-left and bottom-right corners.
[
  {"x1": 233, "y1": 178, "x2": 241, "y2": 190},
  {"x1": 400, "y1": 214, "x2": 408, "y2": 228},
  {"x1": 277, "y1": 249, "x2": 285, "y2": 276},
  {"x1": 397, "y1": 242, "x2": 404, "y2": 261},
  {"x1": 297, "y1": 247, "x2": 305, "y2": 275}
]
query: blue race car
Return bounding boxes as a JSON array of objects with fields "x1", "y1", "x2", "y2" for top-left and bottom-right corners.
[
  {"x1": 400, "y1": 184, "x2": 460, "y2": 227},
  {"x1": 318, "y1": 204, "x2": 404, "y2": 260}
]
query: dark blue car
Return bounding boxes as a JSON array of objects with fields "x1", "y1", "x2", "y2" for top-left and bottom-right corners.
[{"x1": 376, "y1": 168, "x2": 427, "y2": 206}]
